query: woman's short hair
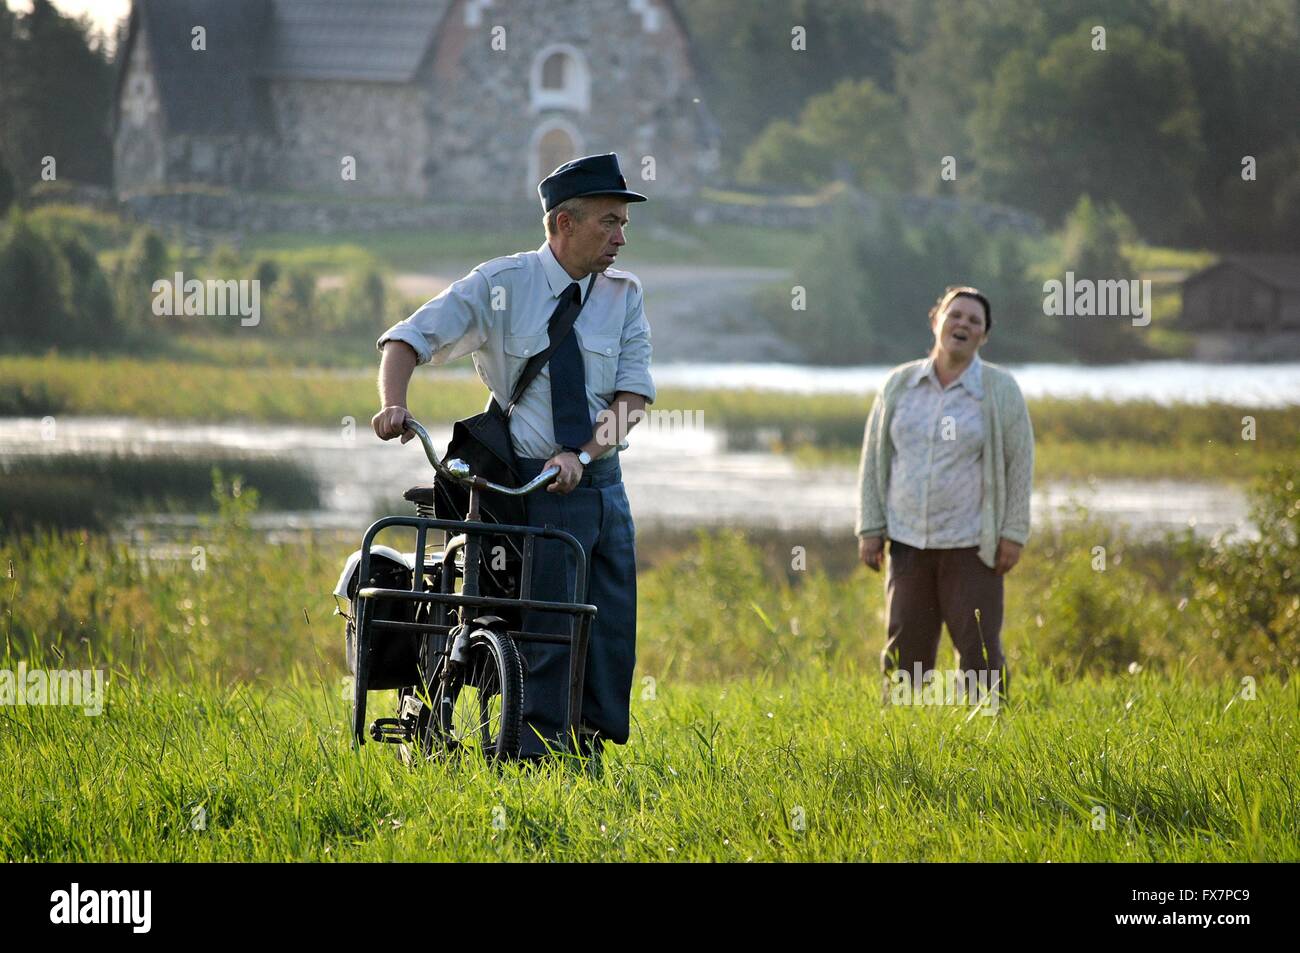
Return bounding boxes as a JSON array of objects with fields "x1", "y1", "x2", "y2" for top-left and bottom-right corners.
[{"x1": 929, "y1": 286, "x2": 992, "y2": 334}]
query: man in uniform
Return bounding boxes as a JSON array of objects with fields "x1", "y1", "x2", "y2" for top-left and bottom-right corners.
[{"x1": 371, "y1": 153, "x2": 656, "y2": 765}]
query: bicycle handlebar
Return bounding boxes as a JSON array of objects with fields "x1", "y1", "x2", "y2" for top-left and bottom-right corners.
[{"x1": 402, "y1": 418, "x2": 560, "y2": 496}]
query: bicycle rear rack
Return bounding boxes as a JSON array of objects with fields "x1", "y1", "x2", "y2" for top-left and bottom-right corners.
[{"x1": 351, "y1": 515, "x2": 597, "y2": 754}]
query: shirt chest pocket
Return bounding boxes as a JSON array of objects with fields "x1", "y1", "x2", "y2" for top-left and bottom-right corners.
[
  {"x1": 577, "y1": 332, "x2": 620, "y2": 395},
  {"x1": 503, "y1": 332, "x2": 550, "y2": 390}
]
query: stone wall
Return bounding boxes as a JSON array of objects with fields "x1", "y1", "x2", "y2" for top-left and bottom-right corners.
[
  {"x1": 419, "y1": 0, "x2": 719, "y2": 203},
  {"x1": 265, "y1": 80, "x2": 429, "y2": 198},
  {"x1": 118, "y1": 188, "x2": 1043, "y2": 239},
  {"x1": 119, "y1": 190, "x2": 539, "y2": 236}
]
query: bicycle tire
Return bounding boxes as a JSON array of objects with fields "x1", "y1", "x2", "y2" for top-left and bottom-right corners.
[{"x1": 422, "y1": 627, "x2": 523, "y2": 761}]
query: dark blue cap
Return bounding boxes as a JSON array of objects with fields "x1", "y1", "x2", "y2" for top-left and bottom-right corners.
[{"x1": 538, "y1": 152, "x2": 648, "y2": 212}]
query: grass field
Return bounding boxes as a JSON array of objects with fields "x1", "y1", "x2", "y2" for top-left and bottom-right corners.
[
  {"x1": 1, "y1": 474, "x2": 1295, "y2": 861},
  {"x1": 241, "y1": 220, "x2": 818, "y2": 272},
  {"x1": 1, "y1": 667, "x2": 1293, "y2": 862}
]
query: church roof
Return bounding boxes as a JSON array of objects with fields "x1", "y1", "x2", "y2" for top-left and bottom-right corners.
[
  {"x1": 118, "y1": 0, "x2": 273, "y2": 135},
  {"x1": 117, "y1": 0, "x2": 714, "y2": 141},
  {"x1": 117, "y1": 0, "x2": 450, "y2": 135},
  {"x1": 260, "y1": 0, "x2": 452, "y2": 83}
]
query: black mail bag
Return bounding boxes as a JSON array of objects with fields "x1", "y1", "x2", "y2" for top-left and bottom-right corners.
[{"x1": 431, "y1": 283, "x2": 590, "y2": 600}]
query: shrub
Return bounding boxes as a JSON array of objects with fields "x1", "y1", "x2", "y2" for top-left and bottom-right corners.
[
  {"x1": 113, "y1": 225, "x2": 169, "y2": 332},
  {"x1": 1182, "y1": 465, "x2": 1300, "y2": 674},
  {"x1": 0, "y1": 210, "x2": 73, "y2": 346},
  {"x1": 760, "y1": 200, "x2": 1055, "y2": 365},
  {"x1": 266, "y1": 266, "x2": 317, "y2": 334},
  {"x1": 48, "y1": 231, "x2": 115, "y2": 345},
  {"x1": 337, "y1": 265, "x2": 386, "y2": 334}
]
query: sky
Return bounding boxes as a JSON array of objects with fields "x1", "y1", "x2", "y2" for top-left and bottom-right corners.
[{"x1": 6, "y1": 0, "x2": 130, "y2": 45}]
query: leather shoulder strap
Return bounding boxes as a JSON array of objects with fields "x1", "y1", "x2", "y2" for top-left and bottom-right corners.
[{"x1": 506, "y1": 274, "x2": 593, "y2": 414}]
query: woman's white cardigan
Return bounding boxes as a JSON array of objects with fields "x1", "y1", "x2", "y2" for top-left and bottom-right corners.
[{"x1": 855, "y1": 358, "x2": 1035, "y2": 570}]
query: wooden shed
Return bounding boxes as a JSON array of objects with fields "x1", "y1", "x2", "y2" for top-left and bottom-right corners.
[{"x1": 1179, "y1": 255, "x2": 1300, "y2": 361}]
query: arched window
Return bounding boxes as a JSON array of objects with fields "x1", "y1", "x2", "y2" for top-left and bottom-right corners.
[
  {"x1": 530, "y1": 44, "x2": 590, "y2": 113},
  {"x1": 541, "y1": 52, "x2": 567, "y2": 90}
]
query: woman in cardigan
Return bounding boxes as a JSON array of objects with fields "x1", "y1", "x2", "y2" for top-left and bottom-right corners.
[{"x1": 855, "y1": 286, "x2": 1034, "y2": 702}]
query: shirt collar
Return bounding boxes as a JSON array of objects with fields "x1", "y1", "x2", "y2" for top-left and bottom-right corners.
[
  {"x1": 909, "y1": 353, "x2": 984, "y2": 398},
  {"x1": 538, "y1": 241, "x2": 595, "y2": 302}
]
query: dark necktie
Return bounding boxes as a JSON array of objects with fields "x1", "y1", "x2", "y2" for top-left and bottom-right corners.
[{"x1": 548, "y1": 281, "x2": 592, "y2": 449}]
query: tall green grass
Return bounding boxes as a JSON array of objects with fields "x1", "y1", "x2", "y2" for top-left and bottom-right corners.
[
  {"x1": 3, "y1": 469, "x2": 1295, "y2": 686},
  {"x1": 0, "y1": 476, "x2": 1295, "y2": 861},
  {"x1": 0, "y1": 667, "x2": 1293, "y2": 861}
]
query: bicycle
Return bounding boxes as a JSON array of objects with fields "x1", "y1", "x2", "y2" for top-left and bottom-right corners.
[{"x1": 334, "y1": 419, "x2": 597, "y2": 762}]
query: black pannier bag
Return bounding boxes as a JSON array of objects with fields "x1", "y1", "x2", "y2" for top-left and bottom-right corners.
[{"x1": 336, "y1": 546, "x2": 442, "y2": 690}]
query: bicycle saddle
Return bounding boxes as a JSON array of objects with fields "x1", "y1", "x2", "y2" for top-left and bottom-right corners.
[{"x1": 403, "y1": 485, "x2": 437, "y2": 505}]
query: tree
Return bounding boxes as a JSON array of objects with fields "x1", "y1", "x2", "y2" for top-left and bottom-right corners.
[
  {"x1": 113, "y1": 226, "x2": 170, "y2": 332},
  {"x1": 1047, "y1": 195, "x2": 1152, "y2": 363},
  {"x1": 49, "y1": 231, "x2": 116, "y2": 345},
  {"x1": 675, "y1": 0, "x2": 902, "y2": 171},
  {"x1": 1157, "y1": 0, "x2": 1300, "y2": 249},
  {"x1": 0, "y1": 154, "x2": 14, "y2": 217},
  {"x1": 740, "y1": 79, "x2": 912, "y2": 192},
  {"x1": 340, "y1": 266, "x2": 386, "y2": 334},
  {"x1": 970, "y1": 23, "x2": 1203, "y2": 242},
  {"x1": 268, "y1": 267, "x2": 317, "y2": 335},
  {"x1": 0, "y1": 0, "x2": 115, "y2": 192},
  {"x1": 762, "y1": 199, "x2": 1054, "y2": 364},
  {"x1": 0, "y1": 210, "x2": 73, "y2": 345}
]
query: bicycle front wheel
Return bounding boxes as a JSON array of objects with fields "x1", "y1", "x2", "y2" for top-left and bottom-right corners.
[{"x1": 424, "y1": 627, "x2": 523, "y2": 761}]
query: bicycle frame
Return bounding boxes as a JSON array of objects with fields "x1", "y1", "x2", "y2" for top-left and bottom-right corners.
[{"x1": 350, "y1": 428, "x2": 597, "y2": 756}]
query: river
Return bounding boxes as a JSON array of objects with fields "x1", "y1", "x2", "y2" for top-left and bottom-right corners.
[{"x1": 0, "y1": 415, "x2": 1256, "y2": 541}]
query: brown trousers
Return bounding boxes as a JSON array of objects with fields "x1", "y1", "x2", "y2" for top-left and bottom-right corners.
[{"x1": 882, "y1": 539, "x2": 1007, "y2": 697}]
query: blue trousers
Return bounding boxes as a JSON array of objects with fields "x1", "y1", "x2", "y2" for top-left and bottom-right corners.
[{"x1": 515, "y1": 452, "x2": 638, "y2": 757}]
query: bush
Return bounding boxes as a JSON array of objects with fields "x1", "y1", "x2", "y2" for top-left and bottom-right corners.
[
  {"x1": 252, "y1": 256, "x2": 280, "y2": 291},
  {"x1": 1182, "y1": 465, "x2": 1300, "y2": 674},
  {"x1": 113, "y1": 225, "x2": 169, "y2": 333},
  {"x1": 760, "y1": 200, "x2": 1055, "y2": 365},
  {"x1": 266, "y1": 266, "x2": 316, "y2": 334},
  {"x1": 337, "y1": 266, "x2": 386, "y2": 334},
  {"x1": 1027, "y1": 546, "x2": 1168, "y2": 675},
  {"x1": 49, "y1": 232, "x2": 115, "y2": 345},
  {"x1": 0, "y1": 210, "x2": 73, "y2": 346}
]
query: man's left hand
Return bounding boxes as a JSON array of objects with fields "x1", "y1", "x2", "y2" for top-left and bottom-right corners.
[
  {"x1": 995, "y1": 538, "x2": 1023, "y2": 575},
  {"x1": 544, "y1": 451, "x2": 584, "y2": 494}
]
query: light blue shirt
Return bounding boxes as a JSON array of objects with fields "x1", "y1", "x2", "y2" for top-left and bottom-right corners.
[
  {"x1": 886, "y1": 353, "x2": 985, "y2": 549},
  {"x1": 377, "y1": 240, "x2": 656, "y2": 461}
]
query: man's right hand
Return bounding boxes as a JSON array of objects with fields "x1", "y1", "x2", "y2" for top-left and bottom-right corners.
[
  {"x1": 372, "y1": 405, "x2": 413, "y2": 443},
  {"x1": 859, "y1": 534, "x2": 885, "y2": 572}
]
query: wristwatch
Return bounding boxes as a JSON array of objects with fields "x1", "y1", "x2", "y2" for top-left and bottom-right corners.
[{"x1": 564, "y1": 447, "x2": 592, "y2": 466}]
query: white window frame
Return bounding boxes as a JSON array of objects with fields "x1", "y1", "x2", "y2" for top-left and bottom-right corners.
[{"x1": 529, "y1": 43, "x2": 590, "y2": 114}]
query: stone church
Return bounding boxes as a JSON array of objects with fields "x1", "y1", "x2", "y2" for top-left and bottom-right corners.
[{"x1": 113, "y1": 0, "x2": 720, "y2": 202}]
